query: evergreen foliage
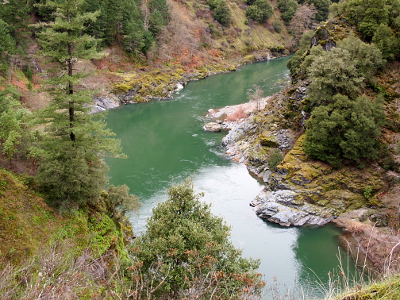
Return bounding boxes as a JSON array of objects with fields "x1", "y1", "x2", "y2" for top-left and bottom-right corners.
[
  {"x1": 82, "y1": 0, "x2": 105, "y2": 40},
  {"x1": 105, "y1": 184, "x2": 140, "y2": 223},
  {"x1": 288, "y1": 42, "x2": 324, "y2": 81},
  {"x1": 268, "y1": 148, "x2": 284, "y2": 171},
  {"x1": 273, "y1": 19, "x2": 284, "y2": 32},
  {"x1": 33, "y1": 0, "x2": 123, "y2": 210},
  {"x1": 130, "y1": 179, "x2": 263, "y2": 298},
  {"x1": 306, "y1": 0, "x2": 331, "y2": 22},
  {"x1": 0, "y1": 89, "x2": 32, "y2": 161},
  {"x1": 32, "y1": 0, "x2": 169, "y2": 55},
  {"x1": 331, "y1": 0, "x2": 400, "y2": 43},
  {"x1": 120, "y1": 0, "x2": 148, "y2": 54},
  {"x1": 299, "y1": 36, "x2": 386, "y2": 168},
  {"x1": 0, "y1": 19, "x2": 16, "y2": 72},
  {"x1": 213, "y1": 0, "x2": 232, "y2": 27},
  {"x1": 277, "y1": 0, "x2": 298, "y2": 23},
  {"x1": 148, "y1": 0, "x2": 170, "y2": 35},
  {"x1": 0, "y1": 0, "x2": 31, "y2": 42},
  {"x1": 303, "y1": 94, "x2": 385, "y2": 167},
  {"x1": 372, "y1": 23, "x2": 399, "y2": 61},
  {"x1": 246, "y1": 0, "x2": 273, "y2": 23},
  {"x1": 307, "y1": 36, "x2": 384, "y2": 107}
]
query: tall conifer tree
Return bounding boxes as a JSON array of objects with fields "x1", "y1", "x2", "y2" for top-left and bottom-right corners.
[{"x1": 34, "y1": 0, "x2": 123, "y2": 210}]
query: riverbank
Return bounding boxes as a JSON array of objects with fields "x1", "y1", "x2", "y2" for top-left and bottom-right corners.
[
  {"x1": 205, "y1": 90, "x2": 400, "y2": 275},
  {"x1": 88, "y1": 50, "x2": 289, "y2": 114}
]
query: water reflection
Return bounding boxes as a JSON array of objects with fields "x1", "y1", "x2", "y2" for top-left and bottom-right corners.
[{"x1": 293, "y1": 225, "x2": 356, "y2": 297}]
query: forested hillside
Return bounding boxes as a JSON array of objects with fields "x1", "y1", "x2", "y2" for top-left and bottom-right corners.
[{"x1": 1, "y1": 0, "x2": 400, "y2": 298}]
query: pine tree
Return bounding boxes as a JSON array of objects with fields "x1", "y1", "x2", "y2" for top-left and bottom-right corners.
[
  {"x1": 34, "y1": 0, "x2": 123, "y2": 210},
  {"x1": 0, "y1": 0, "x2": 31, "y2": 42},
  {"x1": 99, "y1": 0, "x2": 119, "y2": 45},
  {"x1": 121, "y1": 0, "x2": 145, "y2": 53},
  {"x1": 0, "y1": 89, "x2": 31, "y2": 161},
  {"x1": 0, "y1": 19, "x2": 16, "y2": 73},
  {"x1": 148, "y1": 0, "x2": 170, "y2": 36},
  {"x1": 82, "y1": 0, "x2": 105, "y2": 41}
]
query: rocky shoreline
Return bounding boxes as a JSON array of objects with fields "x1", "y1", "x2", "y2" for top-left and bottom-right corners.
[
  {"x1": 205, "y1": 97, "x2": 335, "y2": 227},
  {"x1": 205, "y1": 95, "x2": 400, "y2": 273},
  {"x1": 90, "y1": 53, "x2": 288, "y2": 114}
]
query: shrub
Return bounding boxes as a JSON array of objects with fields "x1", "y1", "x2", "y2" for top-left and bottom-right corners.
[
  {"x1": 364, "y1": 186, "x2": 373, "y2": 199},
  {"x1": 273, "y1": 20, "x2": 284, "y2": 33},
  {"x1": 303, "y1": 94, "x2": 385, "y2": 168},
  {"x1": 213, "y1": 0, "x2": 231, "y2": 27},
  {"x1": 130, "y1": 179, "x2": 264, "y2": 299},
  {"x1": 246, "y1": 0, "x2": 273, "y2": 24},
  {"x1": 277, "y1": 0, "x2": 298, "y2": 23},
  {"x1": 268, "y1": 148, "x2": 284, "y2": 171}
]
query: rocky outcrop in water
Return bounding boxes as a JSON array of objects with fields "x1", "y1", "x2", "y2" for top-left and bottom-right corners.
[
  {"x1": 251, "y1": 190, "x2": 332, "y2": 226},
  {"x1": 203, "y1": 122, "x2": 222, "y2": 132},
  {"x1": 250, "y1": 135, "x2": 386, "y2": 226},
  {"x1": 218, "y1": 88, "x2": 387, "y2": 227},
  {"x1": 90, "y1": 94, "x2": 120, "y2": 114}
]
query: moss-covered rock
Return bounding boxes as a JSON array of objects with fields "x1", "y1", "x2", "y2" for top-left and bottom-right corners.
[
  {"x1": 266, "y1": 135, "x2": 386, "y2": 219},
  {"x1": 259, "y1": 135, "x2": 279, "y2": 147}
]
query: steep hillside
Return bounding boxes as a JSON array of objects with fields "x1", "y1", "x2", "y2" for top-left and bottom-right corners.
[
  {"x1": 151, "y1": 0, "x2": 292, "y2": 66},
  {"x1": 217, "y1": 16, "x2": 400, "y2": 277},
  {"x1": 0, "y1": 169, "x2": 64, "y2": 264},
  {"x1": 1, "y1": 0, "x2": 297, "y2": 110},
  {"x1": 0, "y1": 168, "x2": 132, "y2": 268}
]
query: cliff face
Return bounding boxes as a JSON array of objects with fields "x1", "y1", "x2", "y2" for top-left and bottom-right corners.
[{"x1": 254, "y1": 135, "x2": 386, "y2": 226}]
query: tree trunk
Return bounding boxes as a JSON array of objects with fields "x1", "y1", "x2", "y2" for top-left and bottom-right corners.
[{"x1": 67, "y1": 28, "x2": 76, "y2": 142}]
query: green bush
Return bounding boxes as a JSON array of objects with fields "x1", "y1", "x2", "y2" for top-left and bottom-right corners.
[
  {"x1": 303, "y1": 94, "x2": 385, "y2": 168},
  {"x1": 268, "y1": 148, "x2": 284, "y2": 171},
  {"x1": 246, "y1": 0, "x2": 273, "y2": 23},
  {"x1": 273, "y1": 20, "x2": 284, "y2": 33},
  {"x1": 364, "y1": 186, "x2": 373, "y2": 199},
  {"x1": 130, "y1": 179, "x2": 264, "y2": 298},
  {"x1": 277, "y1": 0, "x2": 298, "y2": 23},
  {"x1": 213, "y1": 0, "x2": 231, "y2": 27}
]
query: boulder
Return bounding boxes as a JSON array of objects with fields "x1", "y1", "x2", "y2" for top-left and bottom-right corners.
[
  {"x1": 253, "y1": 190, "x2": 332, "y2": 227},
  {"x1": 91, "y1": 95, "x2": 120, "y2": 114},
  {"x1": 203, "y1": 122, "x2": 222, "y2": 132}
]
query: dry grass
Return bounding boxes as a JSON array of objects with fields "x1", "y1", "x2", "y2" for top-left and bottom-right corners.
[
  {"x1": 226, "y1": 108, "x2": 250, "y2": 122},
  {"x1": 336, "y1": 219, "x2": 400, "y2": 275},
  {"x1": 0, "y1": 244, "x2": 116, "y2": 300}
]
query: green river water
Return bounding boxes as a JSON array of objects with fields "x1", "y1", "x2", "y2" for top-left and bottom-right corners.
[{"x1": 106, "y1": 57, "x2": 357, "y2": 298}]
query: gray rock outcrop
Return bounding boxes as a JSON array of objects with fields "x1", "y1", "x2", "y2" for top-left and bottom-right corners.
[
  {"x1": 203, "y1": 122, "x2": 222, "y2": 132},
  {"x1": 252, "y1": 189, "x2": 333, "y2": 227},
  {"x1": 91, "y1": 95, "x2": 120, "y2": 114}
]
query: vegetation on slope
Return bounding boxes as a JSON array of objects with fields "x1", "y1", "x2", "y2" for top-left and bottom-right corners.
[
  {"x1": 1, "y1": 0, "x2": 399, "y2": 298},
  {"x1": 0, "y1": 0, "x2": 269, "y2": 298},
  {"x1": 268, "y1": 0, "x2": 400, "y2": 297}
]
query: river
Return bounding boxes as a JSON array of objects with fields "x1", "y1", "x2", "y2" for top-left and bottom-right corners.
[{"x1": 106, "y1": 57, "x2": 356, "y2": 298}]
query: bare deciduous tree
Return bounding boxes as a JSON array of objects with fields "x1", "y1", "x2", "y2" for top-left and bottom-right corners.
[{"x1": 289, "y1": 4, "x2": 317, "y2": 44}]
